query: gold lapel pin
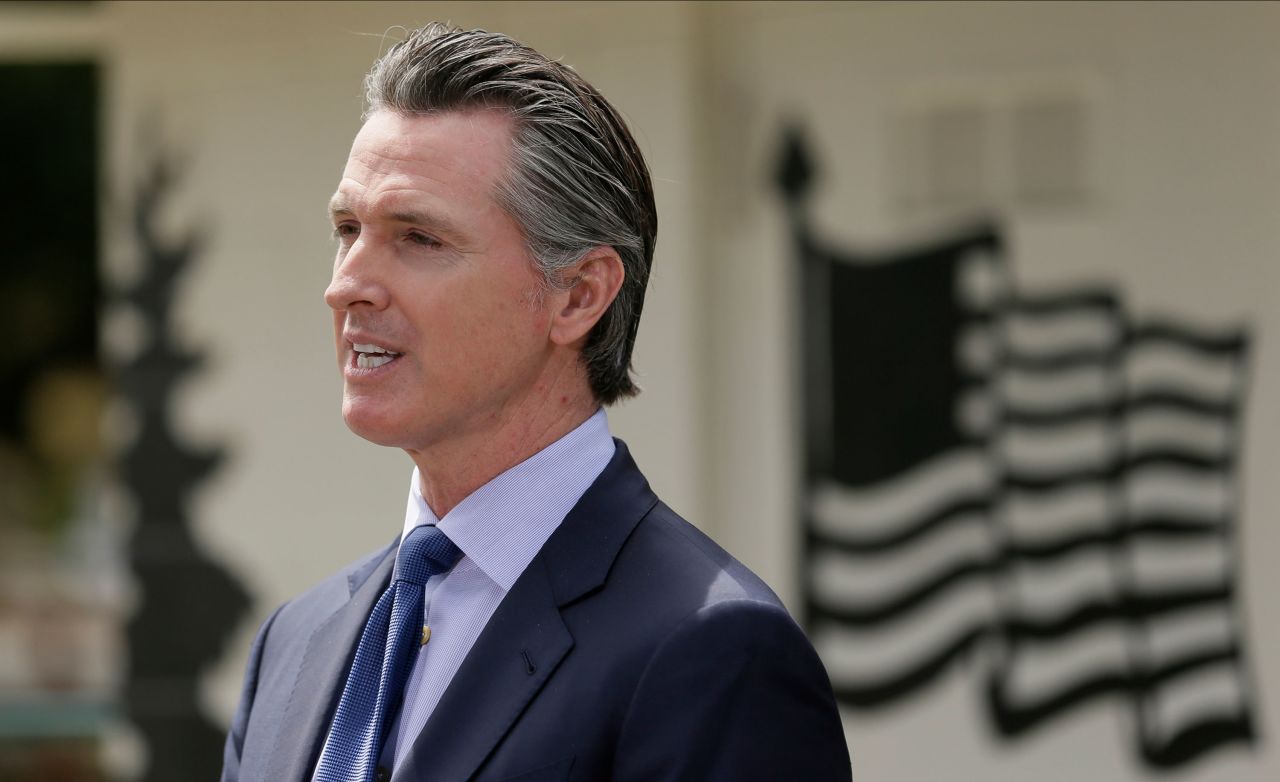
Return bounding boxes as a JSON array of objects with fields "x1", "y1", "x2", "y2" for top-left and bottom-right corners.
[{"x1": 421, "y1": 625, "x2": 432, "y2": 646}]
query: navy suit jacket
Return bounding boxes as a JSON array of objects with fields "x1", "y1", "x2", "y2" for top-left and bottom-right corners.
[{"x1": 222, "y1": 442, "x2": 851, "y2": 781}]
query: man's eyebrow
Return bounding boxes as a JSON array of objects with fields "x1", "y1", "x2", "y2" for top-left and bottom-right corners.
[
  {"x1": 327, "y1": 194, "x2": 352, "y2": 218},
  {"x1": 386, "y1": 208, "x2": 434, "y2": 226},
  {"x1": 327, "y1": 195, "x2": 463, "y2": 239}
]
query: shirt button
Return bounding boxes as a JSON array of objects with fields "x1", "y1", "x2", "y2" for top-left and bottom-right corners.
[{"x1": 374, "y1": 766, "x2": 391, "y2": 782}]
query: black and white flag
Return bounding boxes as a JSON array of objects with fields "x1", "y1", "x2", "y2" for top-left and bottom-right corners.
[{"x1": 780, "y1": 128, "x2": 1260, "y2": 770}]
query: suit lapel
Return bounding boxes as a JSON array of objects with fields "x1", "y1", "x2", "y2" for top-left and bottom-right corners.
[
  {"x1": 394, "y1": 558, "x2": 573, "y2": 782},
  {"x1": 395, "y1": 441, "x2": 659, "y2": 781},
  {"x1": 268, "y1": 541, "x2": 398, "y2": 782}
]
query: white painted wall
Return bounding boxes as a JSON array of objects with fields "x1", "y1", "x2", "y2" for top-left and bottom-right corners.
[{"x1": 704, "y1": 3, "x2": 1280, "y2": 780}]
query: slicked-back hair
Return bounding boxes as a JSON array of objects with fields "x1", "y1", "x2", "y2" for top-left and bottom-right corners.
[{"x1": 364, "y1": 22, "x2": 657, "y2": 404}]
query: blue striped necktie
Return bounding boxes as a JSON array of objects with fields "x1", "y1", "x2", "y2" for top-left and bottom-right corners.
[{"x1": 314, "y1": 525, "x2": 462, "y2": 782}]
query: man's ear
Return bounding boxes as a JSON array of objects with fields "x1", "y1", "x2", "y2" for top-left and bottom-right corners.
[{"x1": 549, "y1": 246, "x2": 625, "y2": 348}]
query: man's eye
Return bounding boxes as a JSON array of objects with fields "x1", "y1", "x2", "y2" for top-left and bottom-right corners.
[
  {"x1": 406, "y1": 231, "x2": 442, "y2": 249},
  {"x1": 332, "y1": 223, "x2": 360, "y2": 243}
]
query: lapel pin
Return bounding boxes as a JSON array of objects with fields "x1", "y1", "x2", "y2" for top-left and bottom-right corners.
[{"x1": 421, "y1": 625, "x2": 431, "y2": 646}]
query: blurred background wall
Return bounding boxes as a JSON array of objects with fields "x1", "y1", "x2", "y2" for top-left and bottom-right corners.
[{"x1": 0, "y1": 1, "x2": 1276, "y2": 780}]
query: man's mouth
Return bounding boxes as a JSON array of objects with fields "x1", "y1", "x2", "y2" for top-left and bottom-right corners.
[{"x1": 352, "y1": 342, "x2": 403, "y2": 369}]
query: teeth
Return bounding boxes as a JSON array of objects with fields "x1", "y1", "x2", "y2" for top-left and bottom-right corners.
[
  {"x1": 351, "y1": 341, "x2": 403, "y2": 366},
  {"x1": 356, "y1": 353, "x2": 395, "y2": 369}
]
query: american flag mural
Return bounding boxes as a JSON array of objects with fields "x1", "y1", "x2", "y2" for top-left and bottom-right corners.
[{"x1": 778, "y1": 128, "x2": 1261, "y2": 770}]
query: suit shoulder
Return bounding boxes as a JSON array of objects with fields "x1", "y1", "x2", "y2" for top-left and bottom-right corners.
[
  {"x1": 610, "y1": 508, "x2": 851, "y2": 780},
  {"x1": 267, "y1": 540, "x2": 395, "y2": 643},
  {"x1": 616, "y1": 500, "x2": 786, "y2": 612}
]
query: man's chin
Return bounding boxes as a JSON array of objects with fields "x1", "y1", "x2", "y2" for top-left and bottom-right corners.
[{"x1": 341, "y1": 405, "x2": 409, "y2": 448}]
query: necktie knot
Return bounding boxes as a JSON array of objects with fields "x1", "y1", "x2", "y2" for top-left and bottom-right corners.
[{"x1": 393, "y1": 524, "x2": 462, "y2": 585}]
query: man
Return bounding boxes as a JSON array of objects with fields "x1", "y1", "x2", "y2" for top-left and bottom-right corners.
[{"x1": 222, "y1": 22, "x2": 851, "y2": 782}]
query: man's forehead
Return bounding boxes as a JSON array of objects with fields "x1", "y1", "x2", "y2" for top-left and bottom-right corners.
[
  {"x1": 330, "y1": 110, "x2": 515, "y2": 214},
  {"x1": 351, "y1": 108, "x2": 517, "y2": 169}
]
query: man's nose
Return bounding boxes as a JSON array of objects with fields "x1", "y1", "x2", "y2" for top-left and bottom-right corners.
[{"x1": 324, "y1": 239, "x2": 390, "y2": 311}]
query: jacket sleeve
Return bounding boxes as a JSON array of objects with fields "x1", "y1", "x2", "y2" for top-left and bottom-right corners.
[
  {"x1": 221, "y1": 604, "x2": 284, "y2": 782},
  {"x1": 614, "y1": 598, "x2": 852, "y2": 782}
]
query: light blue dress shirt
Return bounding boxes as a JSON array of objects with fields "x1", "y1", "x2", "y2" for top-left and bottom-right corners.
[{"x1": 383, "y1": 408, "x2": 615, "y2": 772}]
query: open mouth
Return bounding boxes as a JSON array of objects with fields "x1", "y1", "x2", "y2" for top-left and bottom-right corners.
[{"x1": 352, "y1": 342, "x2": 403, "y2": 369}]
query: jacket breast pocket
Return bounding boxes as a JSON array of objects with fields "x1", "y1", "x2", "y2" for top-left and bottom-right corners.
[{"x1": 483, "y1": 756, "x2": 574, "y2": 782}]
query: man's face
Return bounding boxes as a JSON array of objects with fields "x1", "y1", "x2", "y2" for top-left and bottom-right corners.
[{"x1": 324, "y1": 109, "x2": 556, "y2": 453}]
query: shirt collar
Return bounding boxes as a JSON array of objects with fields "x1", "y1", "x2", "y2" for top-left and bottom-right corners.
[{"x1": 401, "y1": 408, "x2": 616, "y2": 591}]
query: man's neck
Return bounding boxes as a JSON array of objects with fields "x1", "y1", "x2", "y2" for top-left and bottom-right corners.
[{"x1": 408, "y1": 387, "x2": 600, "y2": 518}]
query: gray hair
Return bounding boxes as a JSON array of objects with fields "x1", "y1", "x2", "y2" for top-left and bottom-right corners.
[{"x1": 363, "y1": 22, "x2": 657, "y2": 404}]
